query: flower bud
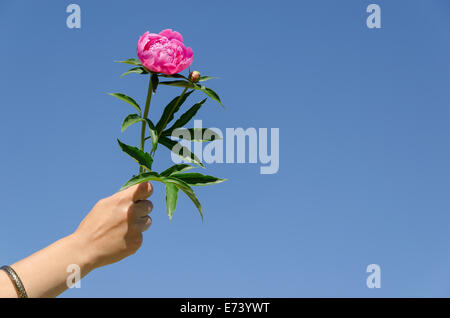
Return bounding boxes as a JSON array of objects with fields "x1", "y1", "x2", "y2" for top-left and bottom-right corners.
[{"x1": 189, "y1": 70, "x2": 201, "y2": 83}]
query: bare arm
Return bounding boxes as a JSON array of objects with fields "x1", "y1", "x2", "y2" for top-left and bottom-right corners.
[{"x1": 0, "y1": 182, "x2": 153, "y2": 298}]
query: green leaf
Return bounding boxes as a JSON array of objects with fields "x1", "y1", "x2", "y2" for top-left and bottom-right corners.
[
  {"x1": 117, "y1": 139, "x2": 153, "y2": 171},
  {"x1": 198, "y1": 76, "x2": 216, "y2": 82},
  {"x1": 164, "y1": 183, "x2": 179, "y2": 220},
  {"x1": 121, "y1": 114, "x2": 142, "y2": 132},
  {"x1": 158, "y1": 79, "x2": 223, "y2": 106},
  {"x1": 144, "y1": 118, "x2": 159, "y2": 152},
  {"x1": 109, "y1": 93, "x2": 141, "y2": 116},
  {"x1": 159, "y1": 80, "x2": 195, "y2": 89},
  {"x1": 171, "y1": 173, "x2": 226, "y2": 186},
  {"x1": 164, "y1": 98, "x2": 207, "y2": 135},
  {"x1": 121, "y1": 116, "x2": 158, "y2": 150},
  {"x1": 155, "y1": 90, "x2": 194, "y2": 133},
  {"x1": 166, "y1": 128, "x2": 222, "y2": 142},
  {"x1": 162, "y1": 176, "x2": 203, "y2": 220},
  {"x1": 160, "y1": 164, "x2": 195, "y2": 177},
  {"x1": 144, "y1": 118, "x2": 156, "y2": 130},
  {"x1": 119, "y1": 172, "x2": 161, "y2": 191},
  {"x1": 115, "y1": 58, "x2": 142, "y2": 66},
  {"x1": 159, "y1": 136, "x2": 204, "y2": 167},
  {"x1": 195, "y1": 85, "x2": 224, "y2": 107},
  {"x1": 121, "y1": 67, "x2": 149, "y2": 77}
]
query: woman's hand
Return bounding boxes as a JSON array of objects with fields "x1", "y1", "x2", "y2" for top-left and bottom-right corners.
[
  {"x1": 0, "y1": 182, "x2": 154, "y2": 298},
  {"x1": 74, "y1": 182, "x2": 154, "y2": 270}
]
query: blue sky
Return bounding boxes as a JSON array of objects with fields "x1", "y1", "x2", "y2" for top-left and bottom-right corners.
[{"x1": 1, "y1": 0, "x2": 450, "y2": 297}]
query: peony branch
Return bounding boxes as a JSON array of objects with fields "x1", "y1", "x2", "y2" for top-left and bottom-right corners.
[{"x1": 114, "y1": 29, "x2": 225, "y2": 220}]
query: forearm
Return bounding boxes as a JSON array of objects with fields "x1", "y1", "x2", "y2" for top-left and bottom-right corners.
[{"x1": 0, "y1": 233, "x2": 94, "y2": 298}]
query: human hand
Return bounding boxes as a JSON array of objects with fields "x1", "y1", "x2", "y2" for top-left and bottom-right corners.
[{"x1": 73, "y1": 182, "x2": 154, "y2": 270}]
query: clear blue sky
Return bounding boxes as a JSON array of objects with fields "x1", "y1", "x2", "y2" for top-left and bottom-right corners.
[{"x1": 1, "y1": 0, "x2": 450, "y2": 297}]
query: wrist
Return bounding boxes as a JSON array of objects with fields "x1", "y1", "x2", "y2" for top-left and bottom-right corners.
[{"x1": 65, "y1": 233, "x2": 96, "y2": 275}]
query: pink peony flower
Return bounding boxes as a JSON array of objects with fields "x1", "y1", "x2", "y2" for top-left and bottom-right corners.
[{"x1": 137, "y1": 29, "x2": 194, "y2": 75}]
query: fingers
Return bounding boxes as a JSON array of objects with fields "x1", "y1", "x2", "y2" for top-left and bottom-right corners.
[
  {"x1": 123, "y1": 182, "x2": 153, "y2": 202},
  {"x1": 129, "y1": 200, "x2": 153, "y2": 218},
  {"x1": 129, "y1": 200, "x2": 153, "y2": 232},
  {"x1": 135, "y1": 215, "x2": 152, "y2": 232},
  {"x1": 122, "y1": 183, "x2": 154, "y2": 234}
]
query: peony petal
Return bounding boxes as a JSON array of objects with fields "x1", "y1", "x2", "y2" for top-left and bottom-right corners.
[
  {"x1": 184, "y1": 46, "x2": 193, "y2": 59},
  {"x1": 160, "y1": 63, "x2": 177, "y2": 75},
  {"x1": 159, "y1": 29, "x2": 184, "y2": 43}
]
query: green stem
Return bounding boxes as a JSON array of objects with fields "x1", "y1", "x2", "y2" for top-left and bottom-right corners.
[
  {"x1": 139, "y1": 74, "x2": 153, "y2": 173},
  {"x1": 157, "y1": 87, "x2": 188, "y2": 141}
]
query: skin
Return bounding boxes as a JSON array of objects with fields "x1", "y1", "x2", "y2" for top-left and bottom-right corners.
[{"x1": 0, "y1": 182, "x2": 154, "y2": 298}]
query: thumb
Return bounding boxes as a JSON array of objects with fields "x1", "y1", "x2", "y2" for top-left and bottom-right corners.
[{"x1": 123, "y1": 182, "x2": 153, "y2": 202}]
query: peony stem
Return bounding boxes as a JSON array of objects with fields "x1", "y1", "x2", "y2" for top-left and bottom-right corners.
[{"x1": 139, "y1": 74, "x2": 154, "y2": 174}]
